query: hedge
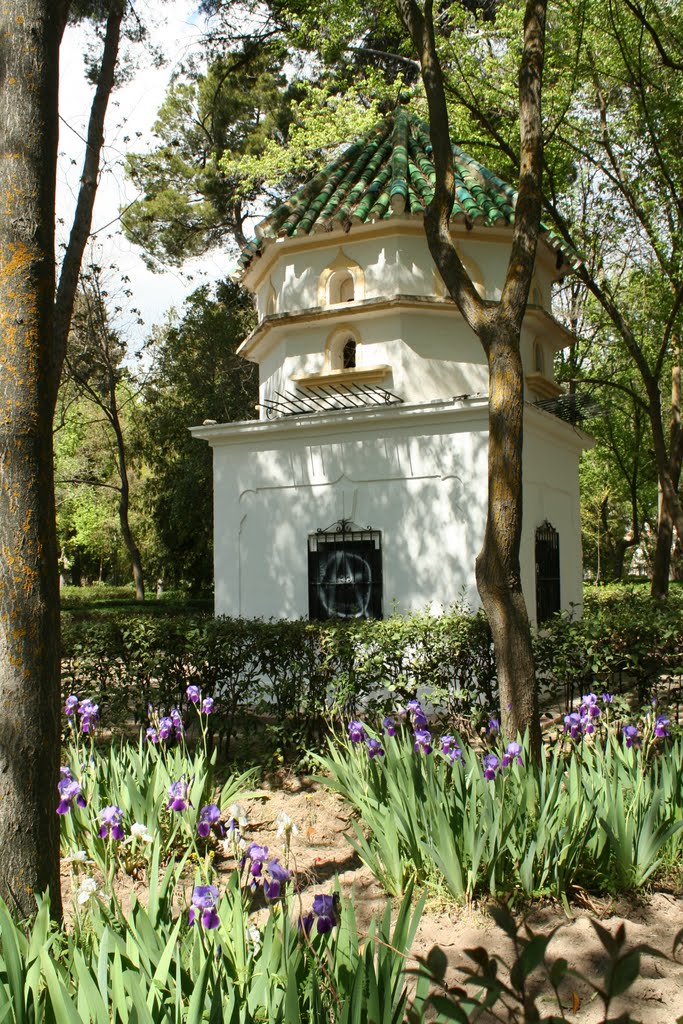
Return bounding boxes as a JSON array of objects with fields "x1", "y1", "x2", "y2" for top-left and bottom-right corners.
[{"x1": 61, "y1": 586, "x2": 683, "y2": 761}]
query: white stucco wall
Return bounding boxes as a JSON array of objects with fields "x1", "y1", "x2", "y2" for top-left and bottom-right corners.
[{"x1": 193, "y1": 400, "x2": 589, "y2": 623}]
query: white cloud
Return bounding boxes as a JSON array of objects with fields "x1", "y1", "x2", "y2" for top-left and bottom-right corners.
[{"x1": 57, "y1": 1, "x2": 228, "y2": 348}]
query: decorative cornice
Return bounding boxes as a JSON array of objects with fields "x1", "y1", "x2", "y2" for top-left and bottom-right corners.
[
  {"x1": 190, "y1": 395, "x2": 490, "y2": 445},
  {"x1": 291, "y1": 365, "x2": 391, "y2": 387},
  {"x1": 190, "y1": 394, "x2": 593, "y2": 454},
  {"x1": 236, "y1": 295, "x2": 576, "y2": 361}
]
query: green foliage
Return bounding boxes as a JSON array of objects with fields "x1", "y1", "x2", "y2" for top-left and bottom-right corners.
[
  {"x1": 534, "y1": 585, "x2": 683, "y2": 708},
  {"x1": 61, "y1": 584, "x2": 683, "y2": 764},
  {"x1": 139, "y1": 281, "x2": 257, "y2": 591},
  {"x1": 60, "y1": 606, "x2": 499, "y2": 762},
  {"x1": 0, "y1": 879, "x2": 678, "y2": 1023},
  {"x1": 315, "y1": 725, "x2": 683, "y2": 901},
  {"x1": 0, "y1": 874, "x2": 427, "y2": 1022},
  {"x1": 59, "y1": 734, "x2": 256, "y2": 874},
  {"x1": 122, "y1": 43, "x2": 297, "y2": 263},
  {"x1": 221, "y1": 83, "x2": 388, "y2": 194}
]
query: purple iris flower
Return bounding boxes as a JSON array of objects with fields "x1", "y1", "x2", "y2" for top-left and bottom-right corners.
[
  {"x1": 655, "y1": 715, "x2": 670, "y2": 739},
  {"x1": 188, "y1": 885, "x2": 220, "y2": 929},
  {"x1": 414, "y1": 727, "x2": 432, "y2": 755},
  {"x1": 366, "y1": 737, "x2": 384, "y2": 758},
  {"x1": 145, "y1": 726, "x2": 159, "y2": 744},
  {"x1": 312, "y1": 893, "x2": 337, "y2": 933},
  {"x1": 581, "y1": 694, "x2": 601, "y2": 720},
  {"x1": 382, "y1": 716, "x2": 396, "y2": 737},
  {"x1": 564, "y1": 712, "x2": 582, "y2": 739},
  {"x1": 623, "y1": 724, "x2": 640, "y2": 748},
  {"x1": 348, "y1": 720, "x2": 366, "y2": 743},
  {"x1": 167, "y1": 779, "x2": 190, "y2": 812},
  {"x1": 197, "y1": 803, "x2": 221, "y2": 838},
  {"x1": 483, "y1": 754, "x2": 499, "y2": 781},
  {"x1": 201, "y1": 697, "x2": 214, "y2": 715},
  {"x1": 502, "y1": 742, "x2": 523, "y2": 768},
  {"x1": 268, "y1": 859, "x2": 292, "y2": 883},
  {"x1": 407, "y1": 700, "x2": 428, "y2": 727},
  {"x1": 246, "y1": 842, "x2": 268, "y2": 878},
  {"x1": 159, "y1": 716, "x2": 174, "y2": 740},
  {"x1": 170, "y1": 708, "x2": 183, "y2": 732},
  {"x1": 488, "y1": 718, "x2": 500, "y2": 735},
  {"x1": 78, "y1": 698, "x2": 99, "y2": 734},
  {"x1": 186, "y1": 685, "x2": 201, "y2": 704},
  {"x1": 263, "y1": 858, "x2": 291, "y2": 898},
  {"x1": 99, "y1": 805, "x2": 124, "y2": 840},
  {"x1": 441, "y1": 735, "x2": 464, "y2": 764},
  {"x1": 56, "y1": 773, "x2": 86, "y2": 815},
  {"x1": 299, "y1": 911, "x2": 315, "y2": 935},
  {"x1": 602, "y1": 692, "x2": 614, "y2": 705},
  {"x1": 65, "y1": 694, "x2": 79, "y2": 718}
]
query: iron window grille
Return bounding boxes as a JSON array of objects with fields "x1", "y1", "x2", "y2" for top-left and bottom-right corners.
[
  {"x1": 308, "y1": 519, "x2": 383, "y2": 621},
  {"x1": 535, "y1": 520, "x2": 560, "y2": 623}
]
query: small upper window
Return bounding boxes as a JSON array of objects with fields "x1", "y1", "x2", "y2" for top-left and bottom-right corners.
[
  {"x1": 326, "y1": 327, "x2": 361, "y2": 372},
  {"x1": 342, "y1": 338, "x2": 357, "y2": 369}
]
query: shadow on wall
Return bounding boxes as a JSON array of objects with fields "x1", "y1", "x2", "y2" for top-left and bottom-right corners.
[{"x1": 235, "y1": 428, "x2": 488, "y2": 619}]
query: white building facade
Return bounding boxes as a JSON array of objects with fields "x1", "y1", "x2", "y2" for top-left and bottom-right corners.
[{"x1": 192, "y1": 111, "x2": 591, "y2": 623}]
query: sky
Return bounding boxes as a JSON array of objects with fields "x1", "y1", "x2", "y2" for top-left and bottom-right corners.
[{"x1": 57, "y1": 0, "x2": 230, "y2": 349}]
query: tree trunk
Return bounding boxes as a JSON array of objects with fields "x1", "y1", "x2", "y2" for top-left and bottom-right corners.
[
  {"x1": 652, "y1": 500, "x2": 673, "y2": 598},
  {"x1": 651, "y1": 352, "x2": 681, "y2": 598},
  {"x1": 395, "y1": 0, "x2": 547, "y2": 756},
  {"x1": 0, "y1": 0, "x2": 63, "y2": 921},
  {"x1": 111, "y1": 401, "x2": 145, "y2": 601},
  {"x1": 475, "y1": 332, "x2": 542, "y2": 755},
  {"x1": 51, "y1": 0, "x2": 124, "y2": 404}
]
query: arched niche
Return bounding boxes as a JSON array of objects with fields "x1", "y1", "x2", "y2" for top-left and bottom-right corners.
[
  {"x1": 318, "y1": 249, "x2": 365, "y2": 307},
  {"x1": 533, "y1": 340, "x2": 545, "y2": 375},
  {"x1": 325, "y1": 325, "x2": 362, "y2": 372},
  {"x1": 530, "y1": 275, "x2": 545, "y2": 308}
]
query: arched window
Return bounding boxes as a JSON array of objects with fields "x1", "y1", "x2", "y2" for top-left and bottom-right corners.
[
  {"x1": 325, "y1": 326, "x2": 361, "y2": 372},
  {"x1": 535, "y1": 521, "x2": 560, "y2": 623},
  {"x1": 342, "y1": 338, "x2": 357, "y2": 369}
]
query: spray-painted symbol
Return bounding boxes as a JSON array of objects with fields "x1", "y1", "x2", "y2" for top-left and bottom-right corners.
[{"x1": 319, "y1": 550, "x2": 372, "y2": 619}]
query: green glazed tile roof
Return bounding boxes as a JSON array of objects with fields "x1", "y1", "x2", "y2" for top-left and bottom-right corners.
[{"x1": 238, "y1": 108, "x2": 568, "y2": 273}]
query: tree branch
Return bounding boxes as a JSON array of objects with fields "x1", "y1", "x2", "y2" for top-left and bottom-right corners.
[{"x1": 52, "y1": 0, "x2": 124, "y2": 404}]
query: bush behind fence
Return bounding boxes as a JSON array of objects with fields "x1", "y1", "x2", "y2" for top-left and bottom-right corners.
[{"x1": 61, "y1": 586, "x2": 683, "y2": 759}]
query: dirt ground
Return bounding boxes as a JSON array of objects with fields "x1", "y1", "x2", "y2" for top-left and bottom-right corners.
[
  {"x1": 233, "y1": 775, "x2": 683, "y2": 1023},
  {"x1": 62, "y1": 774, "x2": 683, "y2": 1022}
]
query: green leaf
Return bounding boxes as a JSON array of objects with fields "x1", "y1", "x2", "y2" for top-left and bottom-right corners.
[{"x1": 0, "y1": 900, "x2": 27, "y2": 1024}]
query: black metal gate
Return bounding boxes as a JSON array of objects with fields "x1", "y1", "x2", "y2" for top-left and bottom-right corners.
[
  {"x1": 308, "y1": 519, "x2": 382, "y2": 621},
  {"x1": 535, "y1": 521, "x2": 560, "y2": 623}
]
